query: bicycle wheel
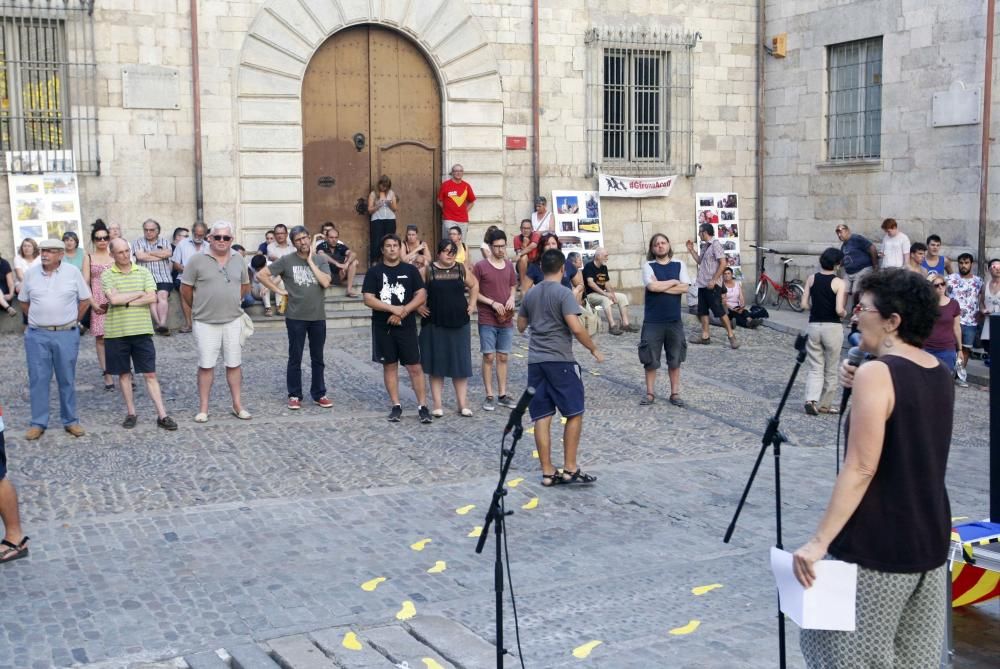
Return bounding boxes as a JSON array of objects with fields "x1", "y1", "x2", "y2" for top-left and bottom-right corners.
[
  {"x1": 786, "y1": 280, "x2": 805, "y2": 312},
  {"x1": 754, "y1": 279, "x2": 769, "y2": 306}
]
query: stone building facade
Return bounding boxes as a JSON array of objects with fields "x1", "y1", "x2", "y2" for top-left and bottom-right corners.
[{"x1": 0, "y1": 0, "x2": 995, "y2": 297}]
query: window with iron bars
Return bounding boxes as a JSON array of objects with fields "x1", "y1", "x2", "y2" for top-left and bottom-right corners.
[
  {"x1": 826, "y1": 36, "x2": 882, "y2": 161},
  {"x1": 586, "y1": 28, "x2": 696, "y2": 176},
  {"x1": 0, "y1": 0, "x2": 98, "y2": 174}
]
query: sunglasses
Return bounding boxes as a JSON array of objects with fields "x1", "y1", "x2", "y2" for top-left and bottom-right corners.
[
  {"x1": 94, "y1": 235, "x2": 109, "y2": 241},
  {"x1": 211, "y1": 235, "x2": 233, "y2": 242},
  {"x1": 933, "y1": 283, "x2": 946, "y2": 288}
]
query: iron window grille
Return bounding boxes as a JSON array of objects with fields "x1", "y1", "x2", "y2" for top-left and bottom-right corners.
[
  {"x1": 0, "y1": 0, "x2": 98, "y2": 174},
  {"x1": 586, "y1": 26, "x2": 697, "y2": 176},
  {"x1": 826, "y1": 36, "x2": 882, "y2": 161}
]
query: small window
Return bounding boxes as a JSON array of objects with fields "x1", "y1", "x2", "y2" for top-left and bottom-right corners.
[
  {"x1": 0, "y1": 1, "x2": 99, "y2": 174},
  {"x1": 587, "y1": 28, "x2": 697, "y2": 176},
  {"x1": 826, "y1": 37, "x2": 882, "y2": 161}
]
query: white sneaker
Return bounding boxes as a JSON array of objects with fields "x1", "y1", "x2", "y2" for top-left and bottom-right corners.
[{"x1": 955, "y1": 362, "x2": 968, "y2": 383}]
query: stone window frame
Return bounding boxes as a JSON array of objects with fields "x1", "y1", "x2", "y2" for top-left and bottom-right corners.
[
  {"x1": 0, "y1": 0, "x2": 99, "y2": 175},
  {"x1": 825, "y1": 36, "x2": 883, "y2": 162},
  {"x1": 585, "y1": 27, "x2": 698, "y2": 177}
]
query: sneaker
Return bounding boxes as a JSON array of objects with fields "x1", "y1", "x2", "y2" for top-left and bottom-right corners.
[
  {"x1": 497, "y1": 395, "x2": 518, "y2": 409},
  {"x1": 64, "y1": 424, "x2": 85, "y2": 438},
  {"x1": 482, "y1": 396, "x2": 496, "y2": 411},
  {"x1": 314, "y1": 396, "x2": 333, "y2": 409},
  {"x1": 155, "y1": 326, "x2": 171, "y2": 336},
  {"x1": 388, "y1": 404, "x2": 403, "y2": 422},
  {"x1": 418, "y1": 405, "x2": 433, "y2": 424},
  {"x1": 956, "y1": 362, "x2": 968, "y2": 383},
  {"x1": 157, "y1": 416, "x2": 178, "y2": 431},
  {"x1": 122, "y1": 414, "x2": 138, "y2": 429},
  {"x1": 287, "y1": 397, "x2": 302, "y2": 410}
]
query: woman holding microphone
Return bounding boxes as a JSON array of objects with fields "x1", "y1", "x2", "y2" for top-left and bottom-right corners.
[{"x1": 792, "y1": 269, "x2": 953, "y2": 667}]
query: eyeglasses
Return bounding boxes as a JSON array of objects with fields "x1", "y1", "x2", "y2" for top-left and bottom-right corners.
[
  {"x1": 211, "y1": 235, "x2": 233, "y2": 242},
  {"x1": 491, "y1": 244, "x2": 507, "y2": 249},
  {"x1": 94, "y1": 235, "x2": 109, "y2": 241},
  {"x1": 292, "y1": 236, "x2": 310, "y2": 244},
  {"x1": 856, "y1": 304, "x2": 880, "y2": 314}
]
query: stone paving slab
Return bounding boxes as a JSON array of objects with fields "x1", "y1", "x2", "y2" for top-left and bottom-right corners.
[{"x1": 0, "y1": 319, "x2": 994, "y2": 669}]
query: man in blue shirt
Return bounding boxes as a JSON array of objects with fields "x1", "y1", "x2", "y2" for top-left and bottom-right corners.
[
  {"x1": 640, "y1": 234, "x2": 690, "y2": 407},
  {"x1": 835, "y1": 224, "x2": 879, "y2": 307}
]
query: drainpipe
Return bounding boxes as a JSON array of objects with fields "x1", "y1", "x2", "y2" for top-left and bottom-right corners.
[
  {"x1": 531, "y1": 0, "x2": 540, "y2": 199},
  {"x1": 979, "y1": 0, "x2": 995, "y2": 273},
  {"x1": 754, "y1": 0, "x2": 766, "y2": 277},
  {"x1": 190, "y1": 0, "x2": 205, "y2": 225}
]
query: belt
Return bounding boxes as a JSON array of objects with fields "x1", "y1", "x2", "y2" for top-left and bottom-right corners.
[{"x1": 33, "y1": 322, "x2": 78, "y2": 331}]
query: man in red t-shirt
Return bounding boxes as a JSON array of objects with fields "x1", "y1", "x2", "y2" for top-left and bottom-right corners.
[
  {"x1": 473, "y1": 229, "x2": 518, "y2": 412},
  {"x1": 0, "y1": 402, "x2": 29, "y2": 565},
  {"x1": 437, "y1": 164, "x2": 476, "y2": 239},
  {"x1": 513, "y1": 218, "x2": 541, "y2": 281}
]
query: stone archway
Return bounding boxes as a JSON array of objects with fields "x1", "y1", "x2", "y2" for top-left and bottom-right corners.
[{"x1": 235, "y1": 0, "x2": 504, "y2": 244}]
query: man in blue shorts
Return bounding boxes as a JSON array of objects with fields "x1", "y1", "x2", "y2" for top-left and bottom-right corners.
[
  {"x1": 0, "y1": 401, "x2": 29, "y2": 565},
  {"x1": 517, "y1": 249, "x2": 603, "y2": 487}
]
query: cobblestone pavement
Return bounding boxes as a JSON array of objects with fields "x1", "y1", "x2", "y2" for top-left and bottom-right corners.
[{"x1": 0, "y1": 315, "x2": 995, "y2": 668}]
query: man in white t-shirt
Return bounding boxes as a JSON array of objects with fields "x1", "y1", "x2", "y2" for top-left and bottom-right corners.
[{"x1": 879, "y1": 218, "x2": 910, "y2": 269}]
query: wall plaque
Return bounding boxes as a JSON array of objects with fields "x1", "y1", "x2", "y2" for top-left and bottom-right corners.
[{"x1": 122, "y1": 65, "x2": 181, "y2": 110}]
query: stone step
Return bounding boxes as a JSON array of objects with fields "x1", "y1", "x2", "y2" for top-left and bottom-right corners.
[{"x1": 177, "y1": 616, "x2": 513, "y2": 669}]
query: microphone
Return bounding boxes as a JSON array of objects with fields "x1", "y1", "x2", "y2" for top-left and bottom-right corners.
[
  {"x1": 503, "y1": 386, "x2": 535, "y2": 435},
  {"x1": 838, "y1": 347, "x2": 868, "y2": 415}
]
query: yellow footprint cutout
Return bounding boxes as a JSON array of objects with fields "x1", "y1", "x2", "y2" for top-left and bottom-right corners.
[
  {"x1": 396, "y1": 600, "x2": 417, "y2": 620},
  {"x1": 410, "y1": 538, "x2": 432, "y2": 551},
  {"x1": 691, "y1": 583, "x2": 723, "y2": 596},
  {"x1": 532, "y1": 450, "x2": 539, "y2": 459},
  {"x1": 526, "y1": 427, "x2": 535, "y2": 434},
  {"x1": 513, "y1": 352, "x2": 525, "y2": 358},
  {"x1": 342, "y1": 631, "x2": 363, "y2": 651},
  {"x1": 952, "y1": 516, "x2": 969, "y2": 522},
  {"x1": 508, "y1": 477, "x2": 524, "y2": 488},
  {"x1": 560, "y1": 416, "x2": 567, "y2": 424},
  {"x1": 361, "y1": 576, "x2": 387, "y2": 592},
  {"x1": 589, "y1": 370, "x2": 601, "y2": 376},
  {"x1": 455, "y1": 504, "x2": 476, "y2": 515},
  {"x1": 669, "y1": 620, "x2": 701, "y2": 635},
  {"x1": 572, "y1": 640, "x2": 603, "y2": 659},
  {"x1": 427, "y1": 560, "x2": 447, "y2": 574},
  {"x1": 422, "y1": 659, "x2": 445, "y2": 669},
  {"x1": 522, "y1": 497, "x2": 539, "y2": 510},
  {"x1": 468, "y1": 526, "x2": 483, "y2": 537}
]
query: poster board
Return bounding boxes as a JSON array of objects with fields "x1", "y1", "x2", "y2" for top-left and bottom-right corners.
[
  {"x1": 7, "y1": 173, "x2": 83, "y2": 251},
  {"x1": 551, "y1": 189, "x2": 604, "y2": 261},
  {"x1": 695, "y1": 192, "x2": 742, "y2": 280}
]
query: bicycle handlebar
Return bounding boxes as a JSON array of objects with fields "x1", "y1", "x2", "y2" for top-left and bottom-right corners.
[{"x1": 749, "y1": 244, "x2": 778, "y2": 253}]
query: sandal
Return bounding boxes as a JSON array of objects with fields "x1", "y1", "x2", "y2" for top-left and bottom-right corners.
[
  {"x1": 804, "y1": 401, "x2": 819, "y2": 416},
  {"x1": 669, "y1": 394, "x2": 685, "y2": 407},
  {"x1": 818, "y1": 406, "x2": 840, "y2": 415},
  {"x1": 263, "y1": 307, "x2": 273, "y2": 317},
  {"x1": 179, "y1": 325, "x2": 192, "y2": 334},
  {"x1": 561, "y1": 469, "x2": 597, "y2": 485},
  {"x1": 0, "y1": 537, "x2": 29, "y2": 564},
  {"x1": 541, "y1": 471, "x2": 564, "y2": 487},
  {"x1": 640, "y1": 393, "x2": 655, "y2": 406},
  {"x1": 688, "y1": 335, "x2": 711, "y2": 345}
]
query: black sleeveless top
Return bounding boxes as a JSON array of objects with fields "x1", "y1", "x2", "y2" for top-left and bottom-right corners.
[
  {"x1": 829, "y1": 355, "x2": 954, "y2": 572},
  {"x1": 423, "y1": 263, "x2": 468, "y2": 328},
  {"x1": 808, "y1": 273, "x2": 840, "y2": 323}
]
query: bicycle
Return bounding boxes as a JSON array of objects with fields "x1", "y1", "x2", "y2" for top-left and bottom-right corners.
[{"x1": 750, "y1": 245, "x2": 805, "y2": 312}]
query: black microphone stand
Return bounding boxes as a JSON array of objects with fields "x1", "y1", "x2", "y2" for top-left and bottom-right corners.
[
  {"x1": 723, "y1": 332, "x2": 808, "y2": 669},
  {"x1": 475, "y1": 418, "x2": 527, "y2": 668}
]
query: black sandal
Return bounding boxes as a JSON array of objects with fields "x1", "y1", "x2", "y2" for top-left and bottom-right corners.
[
  {"x1": 669, "y1": 394, "x2": 685, "y2": 407},
  {"x1": 561, "y1": 469, "x2": 597, "y2": 484},
  {"x1": 0, "y1": 537, "x2": 29, "y2": 564},
  {"x1": 541, "y1": 471, "x2": 564, "y2": 487},
  {"x1": 640, "y1": 393, "x2": 655, "y2": 406}
]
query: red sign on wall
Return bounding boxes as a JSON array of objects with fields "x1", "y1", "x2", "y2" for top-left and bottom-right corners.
[{"x1": 505, "y1": 136, "x2": 527, "y2": 150}]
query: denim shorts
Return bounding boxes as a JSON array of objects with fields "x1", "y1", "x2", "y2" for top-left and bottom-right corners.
[
  {"x1": 478, "y1": 323, "x2": 513, "y2": 354},
  {"x1": 527, "y1": 361, "x2": 585, "y2": 421},
  {"x1": 925, "y1": 348, "x2": 957, "y2": 371},
  {"x1": 960, "y1": 324, "x2": 977, "y2": 348}
]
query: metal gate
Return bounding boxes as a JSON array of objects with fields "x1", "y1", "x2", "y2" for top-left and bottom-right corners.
[{"x1": 302, "y1": 25, "x2": 441, "y2": 268}]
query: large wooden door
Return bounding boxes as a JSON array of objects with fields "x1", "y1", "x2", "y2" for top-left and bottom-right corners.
[{"x1": 303, "y1": 26, "x2": 441, "y2": 268}]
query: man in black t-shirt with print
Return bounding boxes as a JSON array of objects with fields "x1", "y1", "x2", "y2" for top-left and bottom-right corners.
[{"x1": 362, "y1": 234, "x2": 432, "y2": 424}]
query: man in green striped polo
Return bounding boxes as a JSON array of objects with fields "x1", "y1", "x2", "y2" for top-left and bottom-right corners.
[{"x1": 102, "y1": 239, "x2": 178, "y2": 430}]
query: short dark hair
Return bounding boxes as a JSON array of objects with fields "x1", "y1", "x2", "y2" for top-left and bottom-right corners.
[
  {"x1": 989, "y1": 258, "x2": 1000, "y2": 268},
  {"x1": 881, "y1": 218, "x2": 897, "y2": 231},
  {"x1": 699, "y1": 223, "x2": 714, "y2": 237},
  {"x1": 232, "y1": 244, "x2": 245, "y2": 252},
  {"x1": 449, "y1": 225, "x2": 462, "y2": 236},
  {"x1": 406, "y1": 224, "x2": 419, "y2": 233},
  {"x1": 321, "y1": 221, "x2": 335, "y2": 231},
  {"x1": 250, "y1": 254, "x2": 267, "y2": 270},
  {"x1": 957, "y1": 252, "x2": 974, "y2": 263},
  {"x1": 819, "y1": 247, "x2": 844, "y2": 270},
  {"x1": 520, "y1": 218, "x2": 532, "y2": 227},
  {"x1": 541, "y1": 248, "x2": 565, "y2": 274},
  {"x1": 289, "y1": 225, "x2": 309, "y2": 241},
  {"x1": 646, "y1": 233, "x2": 672, "y2": 261},
  {"x1": 273, "y1": 224, "x2": 288, "y2": 233},
  {"x1": 437, "y1": 239, "x2": 458, "y2": 255},
  {"x1": 859, "y1": 269, "x2": 938, "y2": 347},
  {"x1": 488, "y1": 228, "x2": 507, "y2": 244},
  {"x1": 926, "y1": 234, "x2": 941, "y2": 245},
  {"x1": 171, "y1": 226, "x2": 188, "y2": 241},
  {"x1": 909, "y1": 242, "x2": 927, "y2": 254},
  {"x1": 538, "y1": 232, "x2": 561, "y2": 252},
  {"x1": 380, "y1": 233, "x2": 402, "y2": 250}
]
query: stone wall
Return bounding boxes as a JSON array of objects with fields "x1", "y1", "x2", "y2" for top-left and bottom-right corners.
[{"x1": 763, "y1": 0, "x2": 999, "y2": 278}]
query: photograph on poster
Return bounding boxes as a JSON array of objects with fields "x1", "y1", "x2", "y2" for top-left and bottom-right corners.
[
  {"x1": 17, "y1": 199, "x2": 42, "y2": 221},
  {"x1": 561, "y1": 219, "x2": 576, "y2": 232},
  {"x1": 556, "y1": 195, "x2": 579, "y2": 214},
  {"x1": 717, "y1": 194, "x2": 737, "y2": 208},
  {"x1": 561, "y1": 236, "x2": 582, "y2": 248},
  {"x1": 19, "y1": 225, "x2": 43, "y2": 240},
  {"x1": 51, "y1": 200, "x2": 76, "y2": 214},
  {"x1": 723, "y1": 240, "x2": 738, "y2": 251},
  {"x1": 698, "y1": 209, "x2": 719, "y2": 224},
  {"x1": 584, "y1": 240, "x2": 600, "y2": 251},
  {"x1": 718, "y1": 224, "x2": 740, "y2": 239},
  {"x1": 699, "y1": 196, "x2": 713, "y2": 207},
  {"x1": 720, "y1": 209, "x2": 735, "y2": 221},
  {"x1": 44, "y1": 175, "x2": 76, "y2": 195},
  {"x1": 578, "y1": 220, "x2": 601, "y2": 233},
  {"x1": 585, "y1": 194, "x2": 599, "y2": 218},
  {"x1": 15, "y1": 182, "x2": 39, "y2": 195},
  {"x1": 727, "y1": 253, "x2": 741, "y2": 267}
]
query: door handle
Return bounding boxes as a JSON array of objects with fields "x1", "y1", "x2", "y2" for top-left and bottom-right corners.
[{"x1": 353, "y1": 133, "x2": 366, "y2": 152}]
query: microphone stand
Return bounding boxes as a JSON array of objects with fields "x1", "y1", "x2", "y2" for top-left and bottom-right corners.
[
  {"x1": 475, "y1": 419, "x2": 526, "y2": 668},
  {"x1": 723, "y1": 332, "x2": 808, "y2": 669}
]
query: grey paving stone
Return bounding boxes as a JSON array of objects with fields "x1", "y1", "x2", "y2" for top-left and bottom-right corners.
[
  {"x1": 226, "y1": 643, "x2": 280, "y2": 669},
  {"x1": 184, "y1": 649, "x2": 230, "y2": 669},
  {"x1": 307, "y1": 628, "x2": 396, "y2": 669},
  {"x1": 404, "y1": 615, "x2": 510, "y2": 669},
  {"x1": 266, "y1": 635, "x2": 337, "y2": 669},
  {"x1": 362, "y1": 625, "x2": 455, "y2": 669}
]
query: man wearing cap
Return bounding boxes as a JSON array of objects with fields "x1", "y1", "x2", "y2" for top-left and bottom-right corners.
[
  {"x1": 18, "y1": 238, "x2": 97, "y2": 439},
  {"x1": 531, "y1": 196, "x2": 554, "y2": 233}
]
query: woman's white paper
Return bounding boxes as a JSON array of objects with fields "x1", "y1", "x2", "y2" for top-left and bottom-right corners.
[{"x1": 770, "y1": 547, "x2": 857, "y2": 631}]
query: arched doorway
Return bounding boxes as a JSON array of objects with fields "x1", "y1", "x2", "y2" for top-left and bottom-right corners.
[{"x1": 302, "y1": 25, "x2": 441, "y2": 268}]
